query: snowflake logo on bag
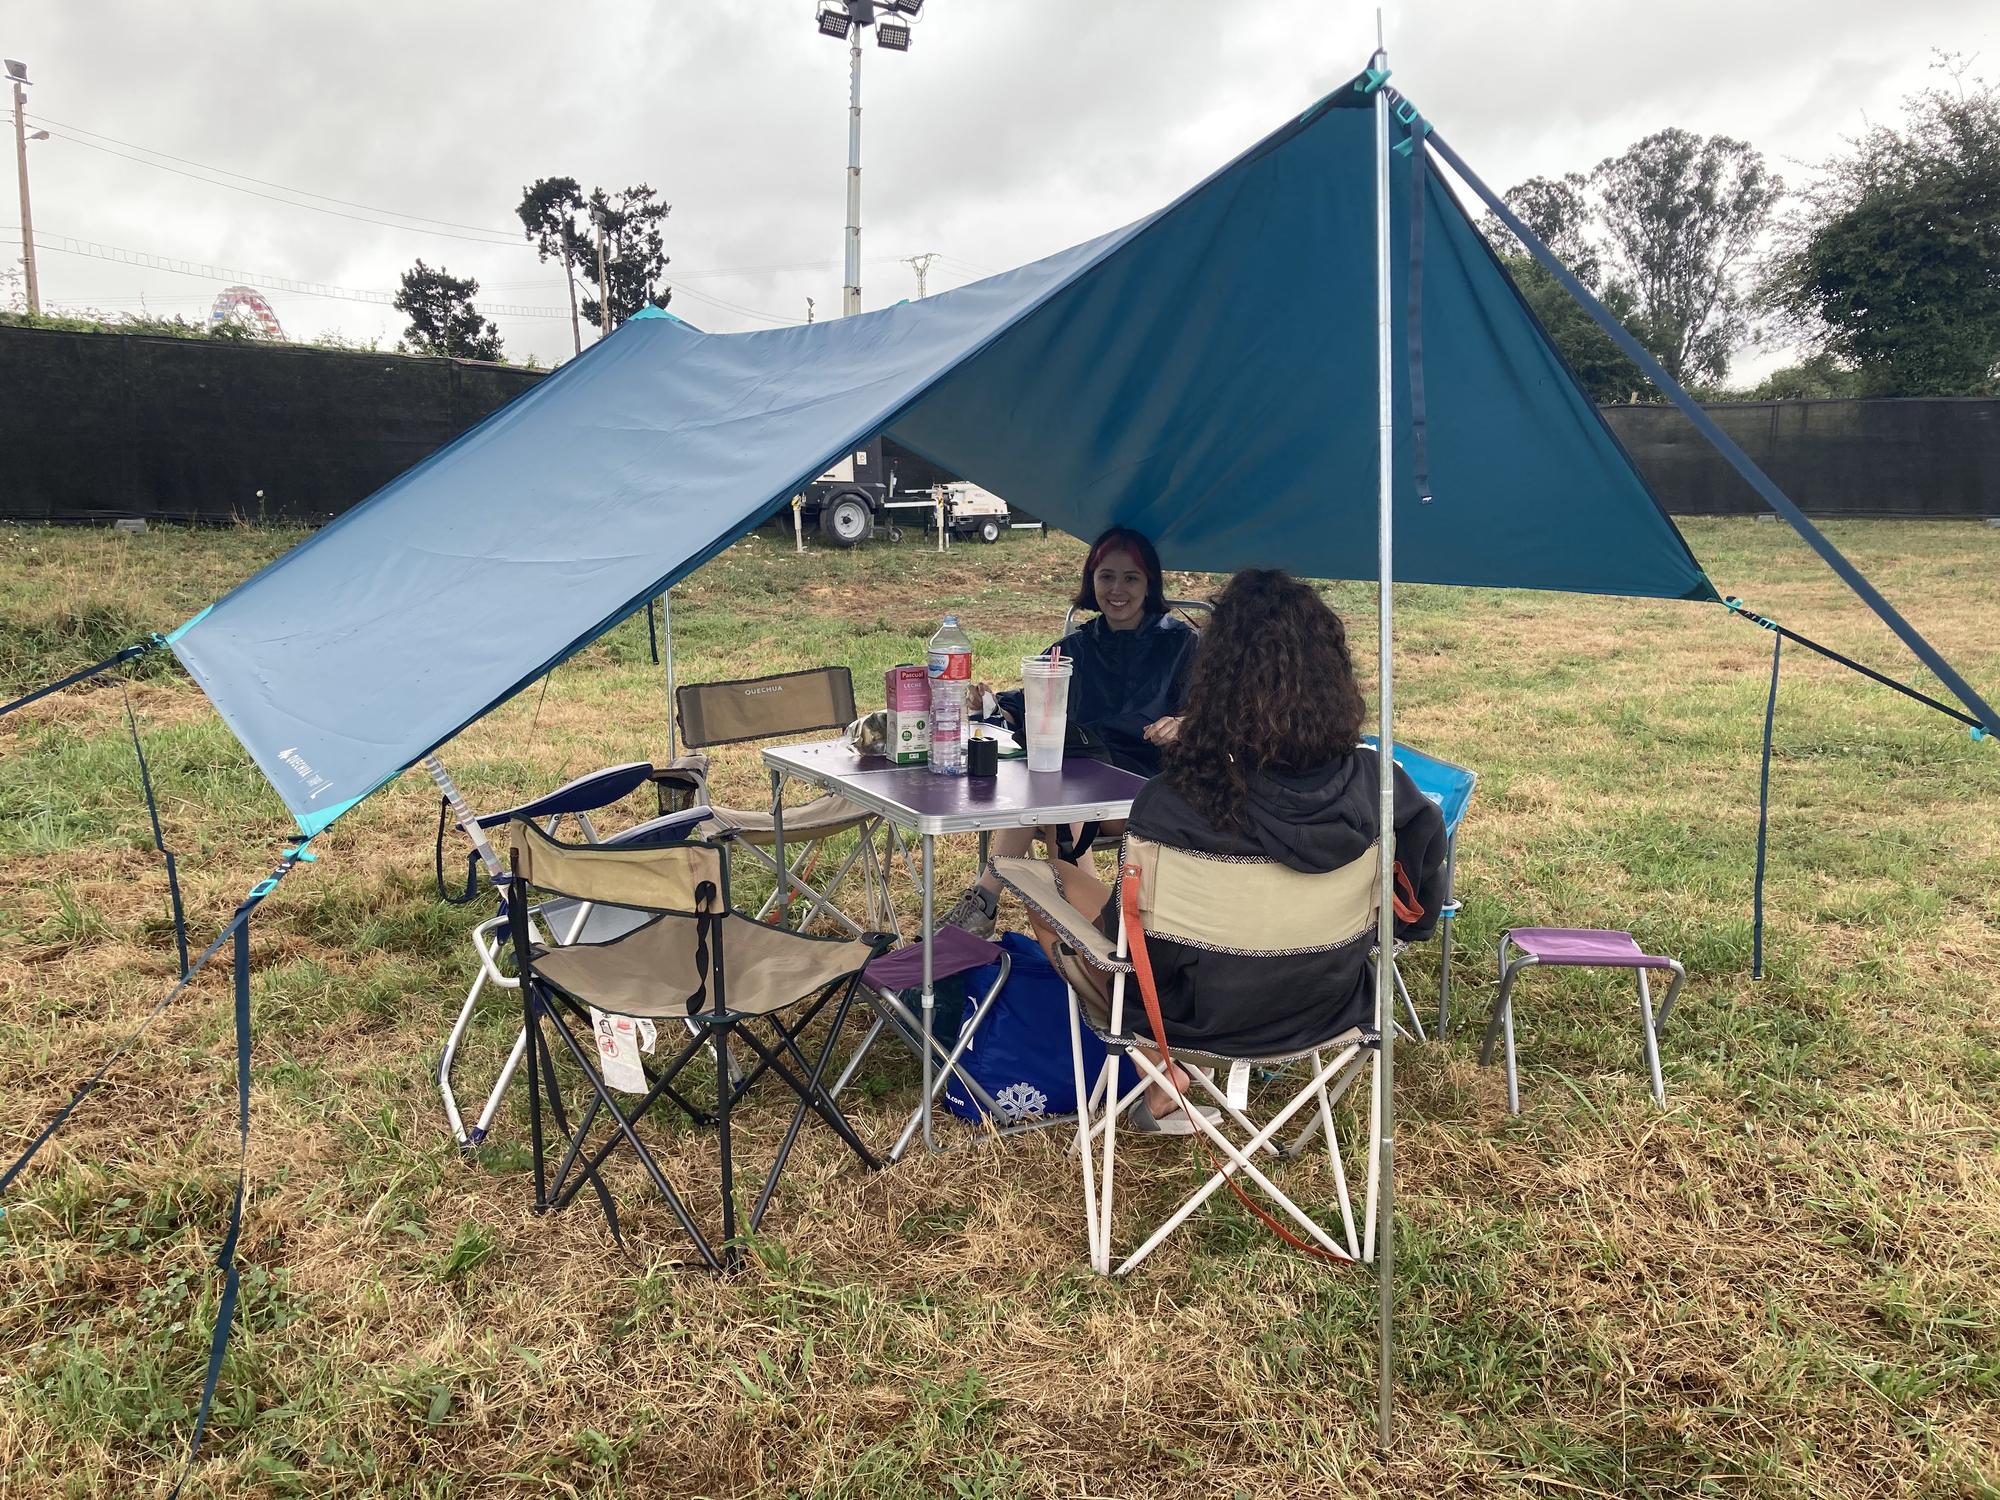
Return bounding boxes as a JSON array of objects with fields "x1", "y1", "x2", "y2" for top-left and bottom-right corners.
[{"x1": 993, "y1": 1081, "x2": 1050, "y2": 1122}]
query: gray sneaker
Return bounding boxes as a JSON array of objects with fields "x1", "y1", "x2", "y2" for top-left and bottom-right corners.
[{"x1": 939, "y1": 883, "x2": 998, "y2": 938}]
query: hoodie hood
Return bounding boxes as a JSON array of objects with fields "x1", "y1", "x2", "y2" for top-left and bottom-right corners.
[{"x1": 1237, "y1": 756, "x2": 1379, "y2": 873}]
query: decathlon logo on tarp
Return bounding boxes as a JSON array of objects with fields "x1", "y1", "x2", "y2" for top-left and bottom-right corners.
[{"x1": 276, "y1": 746, "x2": 336, "y2": 802}]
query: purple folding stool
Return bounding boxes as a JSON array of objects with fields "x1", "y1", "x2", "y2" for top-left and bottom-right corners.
[{"x1": 1479, "y1": 928, "x2": 1686, "y2": 1114}]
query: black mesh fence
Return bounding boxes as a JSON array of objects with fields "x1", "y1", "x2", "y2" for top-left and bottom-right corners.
[
  {"x1": 1603, "y1": 398, "x2": 1999, "y2": 518},
  {"x1": 3, "y1": 326, "x2": 1994, "y2": 524},
  {"x1": 0, "y1": 326, "x2": 545, "y2": 524}
]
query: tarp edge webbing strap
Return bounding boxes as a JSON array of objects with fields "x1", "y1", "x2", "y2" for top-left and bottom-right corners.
[
  {"x1": 167, "y1": 916, "x2": 254, "y2": 1499},
  {"x1": 1753, "y1": 633, "x2": 1780, "y2": 981},
  {"x1": 1428, "y1": 129, "x2": 1999, "y2": 736},
  {"x1": 1407, "y1": 131, "x2": 1431, "y2": 502},
  {"x1": 1, "y1": 640, "x2": 155, "y2": 719},
  {"x1": 122, "y1": 680, "x2": 192, "y2": 978}
]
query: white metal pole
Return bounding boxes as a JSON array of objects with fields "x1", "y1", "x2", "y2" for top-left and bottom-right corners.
[
  {"x1": 1371, "y1": 58, "x2": 1399, "y2": 1452},
  {"x1": 843, "y1": 34, "x2": 863, "y2": 316}
]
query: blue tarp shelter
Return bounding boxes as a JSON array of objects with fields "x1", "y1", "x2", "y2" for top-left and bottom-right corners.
[{"x1": 166, "y1": 74, "x2": 1727, "y2": 837}]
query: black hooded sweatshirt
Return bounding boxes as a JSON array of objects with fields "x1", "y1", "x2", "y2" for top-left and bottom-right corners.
[
  {"x1": 1101, "y1": 751, "x2": 1449, "y2": 1057},
  {"x1": 995, "y1": 612, "x2": 1198, "y2": 778}
]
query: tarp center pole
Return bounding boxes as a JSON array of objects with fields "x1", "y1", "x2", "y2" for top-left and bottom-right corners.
[
  {"x1": 1370, "y1": 52, "x2": 1399, "y2": 1452},
  {"x1": 424, "y1": 755, "x2": 504, "y2": 882}
]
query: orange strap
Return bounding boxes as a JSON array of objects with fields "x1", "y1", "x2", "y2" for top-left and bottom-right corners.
[
  {"x1": 1119, "y1": 864, "x2": 1353, "y2": 1267},
  {"x1": 1393, "y1": 859, "x2": 1424, "y2": 925}
]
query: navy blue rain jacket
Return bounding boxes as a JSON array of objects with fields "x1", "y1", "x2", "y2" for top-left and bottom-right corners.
[{"x1": 997, "y1": 611, "x2": 1199, "y2": 777}]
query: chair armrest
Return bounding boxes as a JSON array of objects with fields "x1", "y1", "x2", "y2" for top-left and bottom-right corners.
[{"x1": 991, "y1": 856, "x2": 1130, "y2": 973}]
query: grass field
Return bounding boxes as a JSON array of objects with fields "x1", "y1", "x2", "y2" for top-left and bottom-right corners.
[{"x1": 2, "y1": 518, "x2": 1997, "y2": 1499}]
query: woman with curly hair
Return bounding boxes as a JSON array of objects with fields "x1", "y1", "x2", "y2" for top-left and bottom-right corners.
[{"x1": 1025, "y1": 567, "x2": 1448, "y2": 1130}]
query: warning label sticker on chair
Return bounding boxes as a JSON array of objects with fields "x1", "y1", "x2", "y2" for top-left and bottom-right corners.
[{"x1": 591, "y1": 1008, "x2": 658, "y2": 1094}]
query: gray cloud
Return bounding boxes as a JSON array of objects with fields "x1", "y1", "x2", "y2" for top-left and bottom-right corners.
[{"x1": 7, "y1": 0, "x2": 1991, "y2": 373}]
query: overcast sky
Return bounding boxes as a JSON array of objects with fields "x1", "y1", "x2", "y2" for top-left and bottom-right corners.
[{"x1": 6, "y1": 1, "x2": 1992, "y2": 380}]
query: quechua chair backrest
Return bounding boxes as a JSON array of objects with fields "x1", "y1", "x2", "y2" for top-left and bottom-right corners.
[
  {"x1": 674, "y1": 667, "x2": 857, "y2": 750},
  {"x1": 509, "y1": 817, "x2": 726, "y2": 914},
  {"x1": 1124, "y1": 834, "x2": 1379, "y2": 958}
]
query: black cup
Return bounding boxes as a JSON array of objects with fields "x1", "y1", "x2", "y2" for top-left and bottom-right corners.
[{"x1": 966, "y1": 735, "x2": 999, "y2": 777}]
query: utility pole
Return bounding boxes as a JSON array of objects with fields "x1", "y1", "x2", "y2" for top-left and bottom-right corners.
[
  {"x1": 843, "y1": 32, "x2": 862, "y2": 315},
  {"x1": 7, "y1": 60, "x2": 39, "y2": 316},
  {"x1": 806, "y1": 296, "x2": 815, "y2": 324},
  {"x1": 902, "y1": 251, "x2": 939, "y2": 298}
]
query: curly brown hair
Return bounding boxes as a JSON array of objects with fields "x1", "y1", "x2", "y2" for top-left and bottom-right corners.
[{"x1": 1163, "y1": 569, "x2": 1366, "y2": 829}]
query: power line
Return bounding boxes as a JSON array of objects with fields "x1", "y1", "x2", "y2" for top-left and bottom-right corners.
[
  {"x1": 661, "y1": 280, "x2": 795, "y2": 326},
  {"x1": 7, "y1": 228, "x2": 569, "y2": 318},
  {"x1": 21, "y1": 110, "x2": 527, "y2": 240},
  {"x1": 32, "y1": 130, "x2": 531, "y2": 248}
]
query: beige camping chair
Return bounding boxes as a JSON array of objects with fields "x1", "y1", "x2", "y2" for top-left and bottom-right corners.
[
  {"x1": 667, "y1": 666, "x2": 900, "y2": 937},
  {"x1": 506, "y1": 818, "x2": 888, "y2": 1268},
  {"x1": 994, "y1": 834, "x2": 1388, "y2": 1276}
]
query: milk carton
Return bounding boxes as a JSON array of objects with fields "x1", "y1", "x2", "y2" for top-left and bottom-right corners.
[{"x1": 884, "y1": 664, "x2": 931, "y2": 764}]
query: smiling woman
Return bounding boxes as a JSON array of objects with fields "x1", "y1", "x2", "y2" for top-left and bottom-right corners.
[{"x1": 943, "y1": 525, "x2": 1201, "y2": 936}]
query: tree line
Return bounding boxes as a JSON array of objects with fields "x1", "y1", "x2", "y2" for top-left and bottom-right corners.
[
  {"x1": 1483, "y1": 55, "x2": 1998, "y2": 402},
  {"x1": 391, "y1": 179, "x2": 673, "y2": 362}
]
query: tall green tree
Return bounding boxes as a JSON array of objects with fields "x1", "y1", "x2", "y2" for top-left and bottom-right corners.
[
  {"x1": 1481, "y1": 173, "x2": 1649, "y2": 403},
  {"x1": 581, "y1": 184, "x2": 673, "y2": 332},
  {"x1": 1593, "y1": 129, "x2": 1781, "y2": 385},
  {"x1": 393, "y1": 260, "x2": 504, "y2": 361},
  {"x1": 517, "y1": 176, "x2": 588, "y2": 357},
  {"x1": 1766, "y1": 58, "x2": 2000, "y2": 396}
]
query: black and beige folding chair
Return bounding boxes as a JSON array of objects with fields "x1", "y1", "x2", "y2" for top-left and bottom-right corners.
[
  {"x1": 994, "y1": 837, "x2": 1387, "y2": 1276},
  {"x1": 434, "y1": 760, "x2": 713, "y2": 1148},
  {"x1": 507, "y1": 818, "x2": 889, "y2": 1269},
  {"x1": 672, "y1": 667, "x2": 902, "y2": 937}
]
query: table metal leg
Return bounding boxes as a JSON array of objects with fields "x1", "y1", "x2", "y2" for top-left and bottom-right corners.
[
  {"x1": 921, "y1": 832, "x2": 936, "y2": 1151},
  {"x1": 770, "y1": 767, "x2": 788, "y2": 928}
]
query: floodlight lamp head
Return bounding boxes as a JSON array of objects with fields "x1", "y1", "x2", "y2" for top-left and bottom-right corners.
[
  {"x1": 4, "y1": 59, "x2": 27, "y2": 83},
  {"x1": 816, "y1": 4, "x2": 852, "y2": 39},
  {"x1": 885, "y1": 0, "x2": 924, "y2": 14},
  {"x1": 876, "y1": 18, "x2": 911, "y2": 50}
]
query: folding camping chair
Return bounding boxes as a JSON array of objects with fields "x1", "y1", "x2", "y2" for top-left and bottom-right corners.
[
  {"x1": 436, "y1": 761, "x2": 713, "y2": 1148},
  {"x1": 672, "y1": 667, "x2": 901, "y2": 938},
  {"x1": 1362, "y1": 737, "x2": 1478, "y2": 1037},
  {"x1": 993, "y1": 840, "x2": 1385, "y2": 1276},
  {"x1": 507, "y1": 818, "x2": 889, "y2": 1268}
]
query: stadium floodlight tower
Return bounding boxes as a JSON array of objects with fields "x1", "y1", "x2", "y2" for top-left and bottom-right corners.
[{"x1": 813, "y1": 0, "x2": 925, "y2": 315}]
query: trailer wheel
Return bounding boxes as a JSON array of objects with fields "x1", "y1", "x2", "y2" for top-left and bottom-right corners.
[
  {"x1": 977, "y1": 519, "x2": 1003, "y2": 544},
  {"x1": 819, "y1": 493, "x2": 872, "y2": 548}
]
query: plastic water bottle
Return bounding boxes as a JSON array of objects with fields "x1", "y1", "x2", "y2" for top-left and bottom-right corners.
[{"x1": 926, "y1": 613, "x2": 972, "y2": 776}]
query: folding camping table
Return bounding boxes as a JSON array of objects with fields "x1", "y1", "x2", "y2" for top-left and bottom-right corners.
[{"x1": 762, "y1": 740, "x2": 1145, "y2": 1151}]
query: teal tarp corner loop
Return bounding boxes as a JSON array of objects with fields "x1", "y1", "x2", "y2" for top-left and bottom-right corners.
[
  {"x1": 1356, "y1": 64, "x2": 1391, "y2": 93},
  {"x1": 162, "y1": 604, "x2": 213, "y2": 647}
]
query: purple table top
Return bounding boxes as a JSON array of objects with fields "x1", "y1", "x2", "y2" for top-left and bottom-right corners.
[{"x1": 763, "y1": 738, "x2": 1146, "y2": 835}]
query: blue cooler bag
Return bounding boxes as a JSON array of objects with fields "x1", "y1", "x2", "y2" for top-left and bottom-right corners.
[{"x1": 944, "y1": 932, "x2": 1134, "y2": 1124}]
